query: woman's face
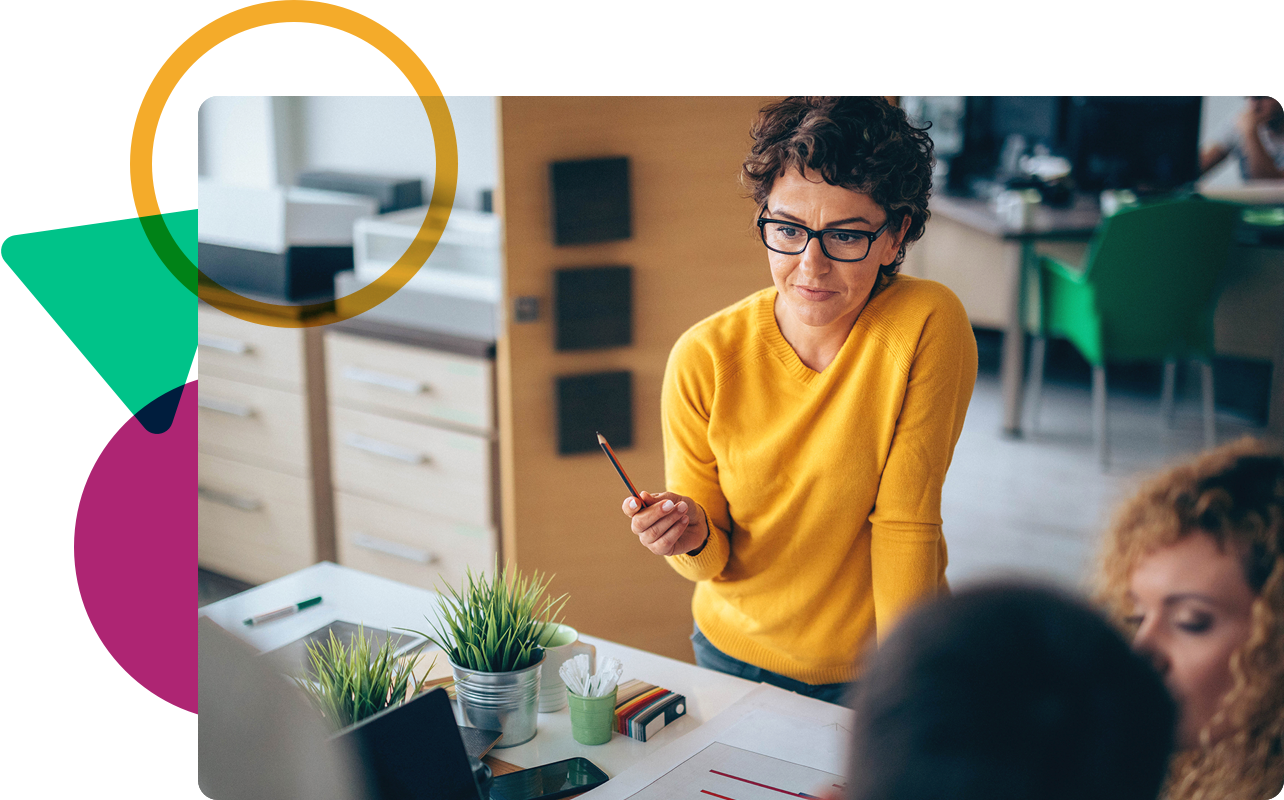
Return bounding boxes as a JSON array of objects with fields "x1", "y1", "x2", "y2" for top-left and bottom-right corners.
[
  {"x1": 1128, "y1": 533, "x2": 1257, "y2": 749},
  {"x1": 764, "y1": 168, "x2": 907, "y2": 334}
]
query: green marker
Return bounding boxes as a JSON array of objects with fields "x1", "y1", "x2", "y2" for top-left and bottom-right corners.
[{"x1": 242, "y1": 596, "x2": 323, "y2": 626}]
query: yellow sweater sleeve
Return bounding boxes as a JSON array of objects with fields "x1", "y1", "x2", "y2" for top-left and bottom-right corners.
[
  {"x1": 868, "y1": 292, "x2": 977, "y2": 641},
  {"x1": 659, "y1": 331, "x2": 732, "y2": 581}
]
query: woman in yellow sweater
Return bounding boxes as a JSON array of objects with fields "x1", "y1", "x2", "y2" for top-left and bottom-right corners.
[{"x1": 621, "y1": 97, "x2": 978, "y2": 702}]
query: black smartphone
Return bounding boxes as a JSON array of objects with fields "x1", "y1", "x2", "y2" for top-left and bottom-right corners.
[{"x1": 488, "y1": 757, "x2": 609, "y2": 800}]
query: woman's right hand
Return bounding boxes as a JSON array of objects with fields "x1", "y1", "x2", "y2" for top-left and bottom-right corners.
[{"x1": 621, "y1": 490, "x2": 708, "y2": 557}]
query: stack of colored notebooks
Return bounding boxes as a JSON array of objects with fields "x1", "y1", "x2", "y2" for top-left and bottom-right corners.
[{"x1": 614, "y1": 679, "x2": 687, "y2": 742}]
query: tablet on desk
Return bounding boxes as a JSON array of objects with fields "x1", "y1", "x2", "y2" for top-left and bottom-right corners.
[{"x1": 264, "y1": 620, "x2": 428, "y2": 678}]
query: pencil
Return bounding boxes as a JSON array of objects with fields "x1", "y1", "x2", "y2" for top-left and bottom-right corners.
[{"x1": 597, "y1": 432, "x2": 648, "y2": 506}]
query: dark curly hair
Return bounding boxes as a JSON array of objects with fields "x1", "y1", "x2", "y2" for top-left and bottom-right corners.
[
  {"x1": 741, "y1": 97, "x2": 935, "y2": 275},
  {"x1": 847, "y1": 584, "x2": 1175, "y2": 800}
]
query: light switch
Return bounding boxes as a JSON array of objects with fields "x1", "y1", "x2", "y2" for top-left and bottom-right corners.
[{"x1": 514, "y1": 296, "x2": 540, "y2": 323}]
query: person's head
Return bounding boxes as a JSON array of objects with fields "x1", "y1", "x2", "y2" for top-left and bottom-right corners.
[
  {"x1": 845, "y1": 584, "x2": 1175, "y2": 800},
  {"x1": 1097, "y1": 438, "x2": 1284, "y2": 797},
  {"x1": 741, "y1": 97, "x2": 933, "y2": 331},
  {"x1": 1248, "y1": 96, "x2": 1283, "y2": 126}
]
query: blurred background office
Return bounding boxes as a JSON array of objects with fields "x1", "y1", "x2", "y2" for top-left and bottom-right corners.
[{"x1": 196, "y1": 96, "x2": 1284, "y2": 664}]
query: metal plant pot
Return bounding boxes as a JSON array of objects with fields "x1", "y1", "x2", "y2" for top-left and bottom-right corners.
[{"x1": 451, "y1": 654, "x2": 544, "y2": 748}]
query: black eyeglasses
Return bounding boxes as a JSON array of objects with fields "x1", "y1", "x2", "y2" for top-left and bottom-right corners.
[{"x1": 757, "y1": 217, "x2": 891, "y2": 262}]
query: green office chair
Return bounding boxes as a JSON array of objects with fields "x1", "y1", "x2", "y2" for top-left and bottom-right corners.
[{"x1": 1023, "y1": 197, "x2": 1243, "y2": 468}]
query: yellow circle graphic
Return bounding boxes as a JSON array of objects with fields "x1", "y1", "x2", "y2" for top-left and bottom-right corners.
[{"x1": 129, "y1": 0, "x2": 457, "y2": 326}]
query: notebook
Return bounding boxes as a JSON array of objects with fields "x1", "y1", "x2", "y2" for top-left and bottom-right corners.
[{"x1": 457, "y1": 726, "x2": 502, "y2": 761}]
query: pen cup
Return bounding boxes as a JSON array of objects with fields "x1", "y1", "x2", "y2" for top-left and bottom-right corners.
[{"x1": 567, "y1": 687, "x2": 617, "y2": 745}]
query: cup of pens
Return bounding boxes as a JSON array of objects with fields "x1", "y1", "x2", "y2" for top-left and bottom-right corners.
[{"x1": 561, "y1": 654, "x2": 623, "y2": 745}]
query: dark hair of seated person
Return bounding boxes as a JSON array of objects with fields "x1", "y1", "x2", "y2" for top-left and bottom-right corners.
[{"x1": 845, "y1": 584, "x2": 1176, "y2": 800}]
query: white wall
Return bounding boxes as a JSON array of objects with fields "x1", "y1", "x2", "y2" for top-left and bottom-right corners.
[
  {"x1": 198, "y1": 96, "x2": 498, "y2": 211},
  {"x1": 198, "y1": 96, "x2": 278, "y2": 189},
  {"x1": 450, "y1": 96, "x2": 499, "y2": 208},
  {"x1": 1201, "y1": 95, "x2": 1246, "y2": 188}
]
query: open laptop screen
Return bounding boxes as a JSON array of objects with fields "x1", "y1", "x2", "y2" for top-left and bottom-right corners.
[{"x1": 337, "y1": 688, "x2": 482, "y2": 800}]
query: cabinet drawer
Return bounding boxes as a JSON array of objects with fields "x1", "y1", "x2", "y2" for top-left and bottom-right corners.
[
  {"x1": 199, "y1": 305, "x2": 305, "y2": 390},
  {"x1": 327, "y1": 331, "x2": 492, "y2": 431},
  {"x1": 198, "y1": 375, "x2": 308, "y2": 474},
  {"x1": 198, "y1": 453, "x2": 315, "y2": 585},
  {"x1": 335, "y1": 492, "x2": 495, "y2": 593},
  {"x1": 330, "y1": 406, "x2": 492, "y2": 526}
]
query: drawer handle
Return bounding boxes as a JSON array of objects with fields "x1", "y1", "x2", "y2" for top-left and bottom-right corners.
[
  {"x1": 198, "y1": 395, "x2": 255, "y2": 418},
  {"x1": 198, "y1": 485, "x2": 262, "y2": 512},
  {"x1": 351, "y1": 532, "x2": 439, "y2": 565},
  {"x1": 344, "y1": 433, "x2": 430, "y2": 465},
  {"x1": 342, "y1": 366, "x2": 428, "y2": 395},
  {"x1": 198, "y1": 334, "x2": 253, "y2": 355}
]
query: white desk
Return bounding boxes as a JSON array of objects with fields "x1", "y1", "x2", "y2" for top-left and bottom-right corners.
[{"x1": 199, "y1": 562, "x2": 760, "y2": 777}]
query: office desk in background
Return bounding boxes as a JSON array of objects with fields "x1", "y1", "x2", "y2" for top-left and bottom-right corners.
[
  {"x1": 904, "y1": 193, "x2": 1284, "y2": 439},
  {"x1": 199, "y1": 562, "x2": 759, "y2": 780}
]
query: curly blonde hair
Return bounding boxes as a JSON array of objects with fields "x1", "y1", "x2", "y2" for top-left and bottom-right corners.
[{"x1": 1095, "y1": 437, "x2": 1284, "y2": 800}]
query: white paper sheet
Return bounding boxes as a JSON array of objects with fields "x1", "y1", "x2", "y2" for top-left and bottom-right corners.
[{"x1": 581, "y1": 684, "x2": 854, "y2": 799}]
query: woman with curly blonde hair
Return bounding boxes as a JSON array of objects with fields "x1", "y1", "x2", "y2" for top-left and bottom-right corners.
[{"x1": 1097, "y1": 438, "x2": 1284, "y2": 800}]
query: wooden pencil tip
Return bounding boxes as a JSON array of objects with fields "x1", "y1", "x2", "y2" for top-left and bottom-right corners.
[{"x1": 596, "y1": 432, "x2": 607, "y2": 444}]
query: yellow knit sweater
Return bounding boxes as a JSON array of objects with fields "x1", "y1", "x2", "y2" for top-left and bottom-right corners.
[{"x1": 662, "y1": 275, "x2": 977, "y2": 685}]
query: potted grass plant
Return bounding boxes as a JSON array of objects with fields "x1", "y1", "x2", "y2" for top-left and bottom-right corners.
[
  {"x1": 407, "y1": 560, "x2": 567, "y2": 748},
  {"x1": 294, "y1": 625, "x2": 436, "y2": 731}
]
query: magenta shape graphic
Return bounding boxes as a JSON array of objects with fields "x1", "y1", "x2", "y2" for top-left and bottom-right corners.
[{"x1": 76, "y1": 381, "x2": 196, "y2": 713}]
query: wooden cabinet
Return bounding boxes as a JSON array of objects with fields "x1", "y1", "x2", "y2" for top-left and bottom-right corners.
[
  {"x1": 198, "y1": 375, "x2": 311, "y2": 472},
  {"x1": 196, "y1": 307, "x2": 307, "y2": 389},
  {"x1": 197, "y1": 305, "x2": 335, "y2": 584},
  {"x1": 199, "y1": 452, "x2": 316, "y2": 582},
  {"x1": 333, "y1": 493, "x2": 494, "y2": 593},
  {"x1": 327, "y1": 332, "x2": 494, "y2": 429},
  {"x1": 325, "y1": 328, "x2": 499, "y2": 593}
]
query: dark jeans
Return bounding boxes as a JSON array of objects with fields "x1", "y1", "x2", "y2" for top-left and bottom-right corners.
[{"x1": 690, "y1": 624, "x2": 856, "y2": 707}]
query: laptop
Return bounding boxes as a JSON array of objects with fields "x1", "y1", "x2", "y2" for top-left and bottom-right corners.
[{"x1": 336, "y1": 687, "x2": 483, "y2": 800}]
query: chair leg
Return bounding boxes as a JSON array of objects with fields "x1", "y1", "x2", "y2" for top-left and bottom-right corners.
[
  {"x1": 1160, "y1": 359, "x2": 1177, "y2": 428},
  {"x1": 1201, "y1": 360, "x2": 1216, "y2": 449},
  {"x1": 1093, "y1": 365, "x2": 1109, "y2": 469},
  {"x1": 1026, "y1": 336, "x2": 1047, "y2": 433}
]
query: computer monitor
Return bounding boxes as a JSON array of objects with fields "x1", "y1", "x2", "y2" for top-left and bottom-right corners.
[
  {"x1": 946, "y1": 97, "x2": 1068, "y2": 193},
  {"x1": 990, "y1": 96, "x2": 1062, "y2": 147},
  {"x1": 1064, "y1": 97, "x2": 1203, "y2": 193}
]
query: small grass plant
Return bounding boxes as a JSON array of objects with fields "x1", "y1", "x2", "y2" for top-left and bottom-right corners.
[
  {"x1": 294, "y1": 625, "x2": 435, "y2": 730},
  {"x1": 409, "y1": 559, "x2": 567, "y2": 673}
]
